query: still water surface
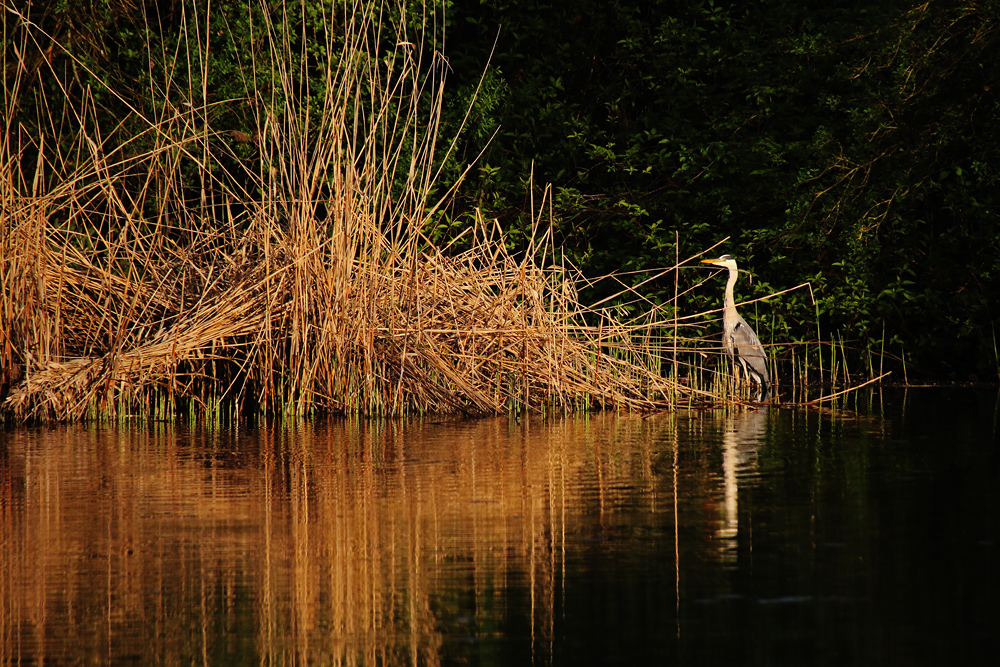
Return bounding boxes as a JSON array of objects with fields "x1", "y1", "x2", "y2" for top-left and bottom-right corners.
[{"x1": 2, "y1": 388, "x2": 997, "y2": 666}]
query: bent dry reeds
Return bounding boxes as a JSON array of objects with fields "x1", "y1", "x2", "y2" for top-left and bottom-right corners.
[
  {"x1": 1, "y1": 191, "x2": 709, "y2": 419},
  {"x1": 0, "y1": 215, "x2": 676, "y2": 420}
]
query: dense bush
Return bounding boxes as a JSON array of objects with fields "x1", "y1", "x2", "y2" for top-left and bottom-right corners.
[{"x1": 445, "y1": 0, "x2": 1000, "y2": 378}]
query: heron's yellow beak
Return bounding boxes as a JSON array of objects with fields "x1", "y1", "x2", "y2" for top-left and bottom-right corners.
[{"x1": 700, "y1": 258, "x2": 721, "y2": 265}]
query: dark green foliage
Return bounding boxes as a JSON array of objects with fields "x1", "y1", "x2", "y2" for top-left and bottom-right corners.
[{"x1": 445, "y1": 0, "x2": 1000, "y2": 378}]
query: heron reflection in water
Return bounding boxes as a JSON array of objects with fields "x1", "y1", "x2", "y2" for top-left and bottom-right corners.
[
  {"x1": 701, "y1": 254, "x2": 770, "y2": 401},
  {"x1": 718, "y1": 407, "x2": 768, "y2": 561}
]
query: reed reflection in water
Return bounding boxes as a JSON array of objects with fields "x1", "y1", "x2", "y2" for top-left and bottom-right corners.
[
  {"x1": 3, "y1": 392, "x2": 996, "y2": 665},
  {"x1": 1, "y1": 415, "x2": 712, "y2": 665}
]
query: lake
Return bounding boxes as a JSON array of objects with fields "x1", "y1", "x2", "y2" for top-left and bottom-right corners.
[{"x1": 1, "y1": 387, "x2": 997, "y2": 666}]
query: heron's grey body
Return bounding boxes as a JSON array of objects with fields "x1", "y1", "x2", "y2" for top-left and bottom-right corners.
[{"x1": 701, "y1": 255, "x2": 770, "y2": 401}]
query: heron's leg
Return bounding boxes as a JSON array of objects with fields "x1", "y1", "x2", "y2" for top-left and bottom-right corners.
[{"x1": 735, "y1": 358, "x2": 748, "y2": 385}]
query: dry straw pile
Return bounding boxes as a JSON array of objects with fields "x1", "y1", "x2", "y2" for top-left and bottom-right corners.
[{"x1": 1, "y1": 1, "x2": 706, "y2": 422}]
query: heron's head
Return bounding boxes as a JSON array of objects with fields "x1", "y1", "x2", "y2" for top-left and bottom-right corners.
[{"x1": 700, "y1": 254, "x2": 738, "y2": 271}]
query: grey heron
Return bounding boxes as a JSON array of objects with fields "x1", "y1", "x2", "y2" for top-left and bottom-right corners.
[{"x1": 701, "y1": 254, "x2": 770, "y2": 401}]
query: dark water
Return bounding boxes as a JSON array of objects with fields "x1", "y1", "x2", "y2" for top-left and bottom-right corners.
[{"x1": 1, "y1": 388, "x2": 997, "y2": 666}]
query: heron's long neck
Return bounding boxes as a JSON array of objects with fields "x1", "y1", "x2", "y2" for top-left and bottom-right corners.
[{"x1": 724, "y1": 267, "x2": 738, "y2": 315}]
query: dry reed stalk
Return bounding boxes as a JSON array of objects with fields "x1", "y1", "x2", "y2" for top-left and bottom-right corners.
[{"x1": 0, "y1": 1, "x2": 732, "y2": 422}]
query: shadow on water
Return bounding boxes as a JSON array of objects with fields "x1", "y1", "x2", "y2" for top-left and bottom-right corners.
[{"x1": 1, "y1": 387, "x2": 997, "y2": 666}]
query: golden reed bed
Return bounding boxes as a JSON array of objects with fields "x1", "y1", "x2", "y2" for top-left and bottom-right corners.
[
  {"x1": 1, "y1": 205, "x2": 692, "y2": 420},
  {"x1": 0, "y1": 1, "x2": 720, "y2": 421}
]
